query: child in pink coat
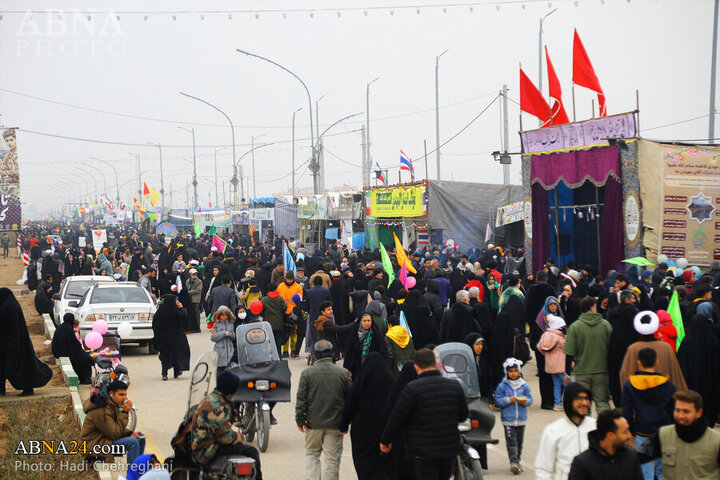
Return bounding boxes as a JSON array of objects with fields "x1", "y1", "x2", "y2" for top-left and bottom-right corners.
[{"x1": 536, "y1": 315, "x2": 569, "y2": 410}]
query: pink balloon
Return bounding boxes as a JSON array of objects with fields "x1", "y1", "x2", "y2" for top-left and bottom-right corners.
[
  {"x1": 84, "y1": 331, "x2": 104, "y2": 350},
  {"x1": 406, "y1": 276, "x2": 417, "y2": 289},
  {"x1": 92, "y1": 320, "x2": 109, "y2": 335}
]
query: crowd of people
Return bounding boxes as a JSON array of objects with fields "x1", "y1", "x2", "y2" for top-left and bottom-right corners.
[{"x1": 18, "y1": 221, "x2": 720, "y2": 478}]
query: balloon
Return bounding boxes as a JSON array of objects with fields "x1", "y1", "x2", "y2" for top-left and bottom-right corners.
[
  {"x1": 406, "y1": 276, "x2": 417, "y2": 289},
  {"x1": 656, "y1": 254, "x2": 668, "y2": 264},
  {"x1": 84, "y1": 331, "x2": 103, "y2": 350},
  {"x1": 92, "y1": 320, "x2": 109, "y2": 335},
  {"x1": 292, "y1": 293, "x2": 302, "y2": 304},
  {"x1": 250, "y1": 300, "x2": 264, "y2": 315},
  {"x1": 691, "y1": 266, "x2": 701, "y2": 277},
  {"x1": 676, "y1": 258, "x2": 688, "y2": 269},
  {"x1": 117, "y1": 321, "x2": 134, "y2": 339}
]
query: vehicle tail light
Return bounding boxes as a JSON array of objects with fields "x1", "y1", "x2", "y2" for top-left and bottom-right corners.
[
  {"x1": 270, "y1": 382, "x2": 277, "y2": 389},
  {"x1": 85, "y1": 314, "x2": 95, "y2": 322},
  {"x1": 471, "y1": 420, "x2": 479, "y2": 429},
  {"x1": 247, "y1": 381, "x2": 254, "y2": 389},
  {"x1": 233, "y1": 459, "x2": 255, "y2": 476},
  {"x1": 138, "y1": 313, "x2": 153, "y2": 322}
]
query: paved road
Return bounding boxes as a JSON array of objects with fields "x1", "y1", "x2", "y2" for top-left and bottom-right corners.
[{"x1": 84, "y1": 328, "x2": 566, "y2": 479}]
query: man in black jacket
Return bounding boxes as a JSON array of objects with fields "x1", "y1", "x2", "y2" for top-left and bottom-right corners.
[
  {"x1": 568, "y1": 408, "x2": 643, "y2": 479},
  {"x1": 380, "y1": 348, "x2": 469, "y2": 480}
]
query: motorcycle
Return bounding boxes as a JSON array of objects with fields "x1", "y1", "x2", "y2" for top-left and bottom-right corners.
[
  {"x1": 436, "y1": 342, "x2": 500, "y2": 480},
  {"x1": 228, "y1": 321, "x2": 292, "y2": 453},
  {"x1": 165, "y1": 351, "x2": 257, "y2": 480}
]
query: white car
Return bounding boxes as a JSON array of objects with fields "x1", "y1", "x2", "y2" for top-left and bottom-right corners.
[
  {"x1": 75, "y1": 282, "x2": 158, "y2": 353},
  {"x1": 52, "y1": 275, "x2": 116, "y2": 325}
]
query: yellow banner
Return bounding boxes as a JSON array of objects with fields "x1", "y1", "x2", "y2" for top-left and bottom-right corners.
[{"x1": 366, "y1": 184, "x2": 427, "y2": 218}]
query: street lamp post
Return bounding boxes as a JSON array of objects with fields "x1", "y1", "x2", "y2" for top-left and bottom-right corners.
[
  {"x1": 366, "y1": 77, "x2": 379, "y2": 187},
  {"x1": 177, "y1": 126, "x2": 198, "y2": 209},
  {"x1": 214, "y1": 147, "x2": 229, "y2": 207},
  {"x1": 292, "y1": 107, "x2": 303, "y2": 199},
  {"x1": 146, "y1": 142, "x2": 165, "y2": 218},
  {"x1": 179, "y1": 92, "x2": 238, "y2": 207},
  {"x1": 128, "y1": 153, "x2": 141, "y2": 203},
  {"x1": 538, "y1": 8, "x2": 558, "y2": 96},
  {"x1": 315, "y1": 94, "x2": 325, "y2": 146},
  {"x1": 236, "y1": 49, "x2": 317, "y2": 192},
  {"x1": 435, "y1": 49, "x2": 448, "y2": 180},
  {"x1": 89, "y1": 156, "x2": 121, "y2": 208},
  {"x1": 251, "y1": 134, "x2": 267, "y2": 199},
  {"x1": 82, "y1": 162, "x2": 107, "y2": 198},
  {"x1": 77, "y1": 167, "x2": 99, "y2": 201}
]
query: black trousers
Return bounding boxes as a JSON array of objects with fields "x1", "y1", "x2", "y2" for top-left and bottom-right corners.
[
  {"x1": 215, "y1": 443, "x2": 262, "y2": 480},
  {"x1": 534, "y1": 348, "x2": 555, "y2": 409},
  {"x1": 292, "y1": 317, "x2": 306, "y2": 356},
  {"x1": 414, "y1": 457, "x2": 453, "y2": 480},
  {"x1": 190, "y1": 303, "x2": 201, "y2": 332}
]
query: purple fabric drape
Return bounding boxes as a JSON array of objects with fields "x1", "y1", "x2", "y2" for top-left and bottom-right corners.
[
  {"x1": 531, "y1": 146, "x2": 621, "y2": 190},
  {"x1": 601, "y1": 176, "x2": 624, "y2": 274},
  {"x1": 531, "y1": 183, "x2": 550, "y2": 275}
]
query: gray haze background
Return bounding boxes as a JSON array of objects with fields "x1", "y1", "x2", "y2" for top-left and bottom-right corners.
[{"x1": 0, "y1": 0, "x2": 714, "y2": 216}]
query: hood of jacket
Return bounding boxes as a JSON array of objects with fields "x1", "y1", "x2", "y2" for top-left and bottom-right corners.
[
  {"x1": 537, "y1": 328, "x2": 564, "y2": 352},
  {"x1": 314, "y1": 314, "x2": 332, "y2": 331},
  {"x1": 578, "y1": 311, "x2": 604, "y2": 327},
  {"x1": 386, "y1": 325, "x2": 411, "y2": 348},
  {"x1": 267, "y1": 291, "x2": 280, "y2": 299},
  {"x1": 564, "y1": 382, "x2": 592, "y2": 420},
  {"x1": 628, "y1": 371, "x2": 672, "y2": 403}
]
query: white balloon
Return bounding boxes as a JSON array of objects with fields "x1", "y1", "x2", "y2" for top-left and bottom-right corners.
[
  {"x1": 117, "y1": 321, "x2": 133, "y2": 339},
  {"x1": 656, "y1": 254, "x2": 668, "y2": 264},
  {"x1": 676, "y1": 258, "x2": 688, "y2": 270}
]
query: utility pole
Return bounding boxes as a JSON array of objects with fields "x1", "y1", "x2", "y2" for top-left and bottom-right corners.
[
  {"x1": 366, "y1": 77, "x2": 379, "y2": 187},
  {"x1": 502, "y1": 84, "x2": 510, "y2": 185},
  {"x1": 292, "y1": 107, "x2": 302, "y2": 200},
  {"x1": 214, "y1": 148, "x2": 219, "y2": 207},
  {"x1": 361, "y1": 125, "x2": 368, "y2": 187},
  {"x1": 538, "y1": 9, "x2": 558, "y2": 97},
  {"x1": 435, "y1": 49, "x2": 448, "y2": 180},
  {"x1": 710, "y1": 0, "x2": 719, "y2": 143}
]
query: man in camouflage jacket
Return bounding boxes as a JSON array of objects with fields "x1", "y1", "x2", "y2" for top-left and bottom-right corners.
[{"x1": 191, "y1": 370, "x2": 263, "y2": 479}]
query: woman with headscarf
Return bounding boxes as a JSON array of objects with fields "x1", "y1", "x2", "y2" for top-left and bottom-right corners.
[
  {"x1": 34, "y1": 281, "x2": 54, "y2": 321},
  {"x1": 151, "y1": 294, "x2": 191, "y2": 381},
  {"x1": 344, "y1": 313, "x2": 387, "y2": 379},
  {"x1": 157, "y1": 266, "x2": 174, "y2": 297},
  {"x1": 677, "y1": 313, "x2": 720, "y2": 427},
  {"x1": 382, "y1": 361, "x2": 418, "y2": 480},
  {"x1": 64, "y1": 253, "x2": 79, "y2": 278},
  {"x1": 80, "y1": 254, "x2": 95, "y2": 275},
  {"x1": 340, "y1": 352, "x2": 396, "y2": 480},
  {"x1": 491, "y1": 295, "x2": 529, "y2": 390},
  {"x1": 398, "y1": 290, "x2": 439, "y2": 350},
  {"x1": 465, "y1": 333, "x2": 492, "y2": 399},
  {"x1": 557, "y1": 284, "x2": 580, "y2": 327},
  {"x1": 535, "y1": 296, "x2": 563, "y2": 333},
  {"x1": 52, "y1": 313, "x2": 93, "y2": 384},
  {"x1": 0, "y1": 288, "x2": 53, "y2": 396}
]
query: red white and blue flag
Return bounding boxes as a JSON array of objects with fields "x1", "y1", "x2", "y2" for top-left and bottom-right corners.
[{"x1": 400, "y1": 150, "x2": 415, "y2": 181}]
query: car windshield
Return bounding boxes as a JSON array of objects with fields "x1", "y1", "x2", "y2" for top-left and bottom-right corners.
[
  {"x1": 66, "y1": 281, "x2": 97, "y2": 298},
  {"x1": 89, "y1": 287, "x2": 149, "y2": 304}
]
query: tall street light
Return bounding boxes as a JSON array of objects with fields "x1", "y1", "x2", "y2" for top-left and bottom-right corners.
[
  {"x1": 292, "y1": 107, "x2": 303, "y2": 199},
  {"x1": 179, "y1": 92, "x2": 239, "y2": 206},
  {"x1": 77, "y1": 167, "x2": 99, "y2": 200},
  {"x1": 128, "y1": 152, "x2": 142, "y2": 202},
  {"x1": 251, "y1": 134, "x2": 267, "y2": 199},
  {"x1": 538, "y1": 8, "x2": 558, "y2": 96},
  {"x1": 89, "y1": 156, "x2": 120, "y2": 207},
  {"x1": 146, "y1": 142, "x2": 165, "y2": 218},
  {"x1": 82, "y1": 162, "x2": 107, "y2": 198},
  {"x1": 315, "y1": 94, "x2": 325, "y2": 146},
  {"x1": 435, "y1": 48, "x2": 448, "y2": 180},
  {"x1": 236, "y1": 49, "x2": 318, "y2": 192},
  {"x1": 234, "y1": 142, "x2": 275, "y2": 200},
  {"x1": 177, "y1": 126, "x2": 198, "y2": 209},
  {"x1": 214, "y1": 147, "x2": 229, "y2": 207},
  {"x1": 366, "y1": 77, "x2": 379, "y2": 187}
]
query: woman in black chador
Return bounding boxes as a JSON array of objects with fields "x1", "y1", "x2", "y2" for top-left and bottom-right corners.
[{"x1": 151, "y1": 294, "x2": 191, "y2": 380}]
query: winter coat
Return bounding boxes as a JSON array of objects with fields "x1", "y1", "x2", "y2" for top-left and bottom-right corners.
[
  {"x1": 381, "y1": 369, "x2": 469, "y2": 459},
  {"x1": 207, "y1": 285, "x2": 237, "y2": 317},
  {"x1": 210, "y1": 320, "x2": 236, "y2": 368},
  {"x1": 619, "y1": 340, "x2": 687, "y2": 393},
  {"x1": 314, "y1": 314, "x2": 356, "y2": 359},
  {"x1": 80, "y1": 397, "x2": 132, "y2": 462},
  {"x1": 96, "y1": 254, "x2": 113, "y2": 276},
  {"x1": 535, "y1": 415, "x2": 597, "y2": 480},
  {"x1": 260, "y1": 291, "x2": 287, "y2": 331},
  {"x1": 384, "y1": 326, "x2": 416, "y2": 377},
  {"x1": 295, "y1": 357, "x2": 351, "y2": 430},
  {"x1": 568, "y1": 430, "x2": 643, "y2": 480},
  {"x1": 621, "y1": 372, "x2": 676, "y2": 437},
  {"x1": 564, "y1": 312, "x2": 612, "y2": 375},
  {"x1": 277, "y1": 281, "x2": 303, "y2": 314},
  {"x1": 654, "y1": 310, "x2": 677, "y2": 352},
  {"x1": 537, "y1": 329, "x2": 567, "y2": 374},
  {"x1": 494, "y1": 378, "x2": 533, "y2": 426},
  {"x1": 186, "y1": 276, "x2": 203, "y2": 304}
]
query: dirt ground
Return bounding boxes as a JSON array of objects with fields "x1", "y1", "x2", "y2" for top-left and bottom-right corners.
[{"x1": 0, "y1": 254, "x2": 92, "y2": 479}]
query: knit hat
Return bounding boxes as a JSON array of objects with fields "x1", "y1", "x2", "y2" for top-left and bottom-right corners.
[
  {"x1": 216, "y1": 370, "x2": 240, "y2": 395},
  {"x1": 633, "y1": 310, "x2": 659, "y2": 335},
  {"x1": 503, "y1": 357, "x2": 523, "y2": 373},
  {"x1": 547, "y1": 314, "x2": 566, "y2": 330}
]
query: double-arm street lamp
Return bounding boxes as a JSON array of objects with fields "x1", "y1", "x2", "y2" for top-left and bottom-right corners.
[
  {"x1": 177, "y1": 126, "x2": 198, "y2": 209},
  {"x1": 89, "y1": 156, "x2": 121, "y2": 207}
]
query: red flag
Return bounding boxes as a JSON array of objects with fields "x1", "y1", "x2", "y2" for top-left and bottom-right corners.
[
  {"x1": 520, "y1": 67, "x2": 551, "y2": 127},
  {"x1": 572, "y1": 29, "x2": 606, "y2": 116},
  {"x1": 143, "y1": 182, "x2": 150, "y2": 196},
  {"x1": 545, "y1": 46, "x2": 570, "y2": 126}
]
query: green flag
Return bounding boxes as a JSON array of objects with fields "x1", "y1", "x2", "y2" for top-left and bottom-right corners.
[
  {"x1": 208, "y1": 224, "x2": 216, "y2": 236},
  {"x1": 379, "y1": 243, "x2": 395, "y2": 287},
  {"x1": 667, "y1": 290, "x2": 685, "y2": 350},
  {"x1": 193, "y1": 222, "x2": 203, "y2": 238}
]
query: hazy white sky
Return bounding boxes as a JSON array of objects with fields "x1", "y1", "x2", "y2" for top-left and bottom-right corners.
[{"x1": 0, "y1": 0, "x2": 715, "y2": 215}]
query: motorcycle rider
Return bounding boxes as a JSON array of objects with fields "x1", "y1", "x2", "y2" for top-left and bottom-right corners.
[{"x1": 191, "y1": 370, "x2": 263, "y2": 479}]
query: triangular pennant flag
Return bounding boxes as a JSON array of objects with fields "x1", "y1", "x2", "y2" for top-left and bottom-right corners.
[
  {"x1": 573, "y1": 29, "x2": 606, "y2": 117},
  {"x1": 193, "y1": 222, "x2": 203, "y2": 238},
  {"x1": 379, "y1": 243, "x2": 395, "y2": 287},
  {"x1": 143, "y1": 182, "x2": 160, "y2": 207},
  {"x1": 208, "y1": 224, "x2": 216, "y2": 236},
  {"x1": 399, "y1": 311, "x2": 412, "y2": 338},
  {"x1": 393, "y1": 232, "x2": 417, "y2": 274},
  {"x1": 666, "y1": 290, "x2": 686, "y2": 350},
  {"x1": 545, "y1": 46, "x2": 570, "y2": 125},
  {"x1": 520, "y1": 66, "x2": 551, "y2": 126},
  {"x1": 485, "y1": 223, "x2": 493, "y2": 243},
  {"x1": 375, "y1": 162, "x2": 386, "y2": 186},
  {"x1": 212, "y1": 235, "x2": 227, "y2": 254}
]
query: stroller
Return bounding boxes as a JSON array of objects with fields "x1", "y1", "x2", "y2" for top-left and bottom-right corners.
[{"x1": 89, "y1": 333, "x2": 135, "y2": 430}]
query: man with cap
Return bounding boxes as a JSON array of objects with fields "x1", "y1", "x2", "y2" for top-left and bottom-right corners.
[
  {"x1": 191, "y1": 370, "x2": 262, "y2": 479},
  {"x1": 618, "y1": 311, "x2": 687, "y2": 393},
  {"x1": 535, "y1": 382, "x2": 597, "y2": 479},
  {"x1": 186, "y1": 268, "x2": 203, "y2": 333}
]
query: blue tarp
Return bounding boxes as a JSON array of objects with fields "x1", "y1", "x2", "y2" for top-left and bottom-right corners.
[
  {"x1": 325, "y1": 227, "x2": 339, "y2": 240},
  {"x1": 351, "y1": 232, "x2": 366, "y2": 250}
]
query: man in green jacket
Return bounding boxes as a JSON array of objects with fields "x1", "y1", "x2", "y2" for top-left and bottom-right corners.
[
  {"x1": 260, "y1": 290, "x2": 287, "y2": 355},
  {"x1": 296, "y1": 340, "x2": 351, "y2": 480},
  {"x1": 564, "y1": 296, "x2": 613, "y2": 413}
]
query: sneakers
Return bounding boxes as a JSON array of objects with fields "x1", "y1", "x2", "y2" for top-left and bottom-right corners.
[
  {"x1": 162, "y1": 375, "x2": 168, "y2": 381},
  {"x1": 270, "y1": 414, "x2": 278, "y2": 425},
  {"x1": 281, "y1": 352, "x2": 289, "y2": 358},
  {"x1": 510, "y1": 463, "x2": 521, "y2": 475},
  {"x1": 553, "y1": 404, "x2": 564, "y2": 411}
]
